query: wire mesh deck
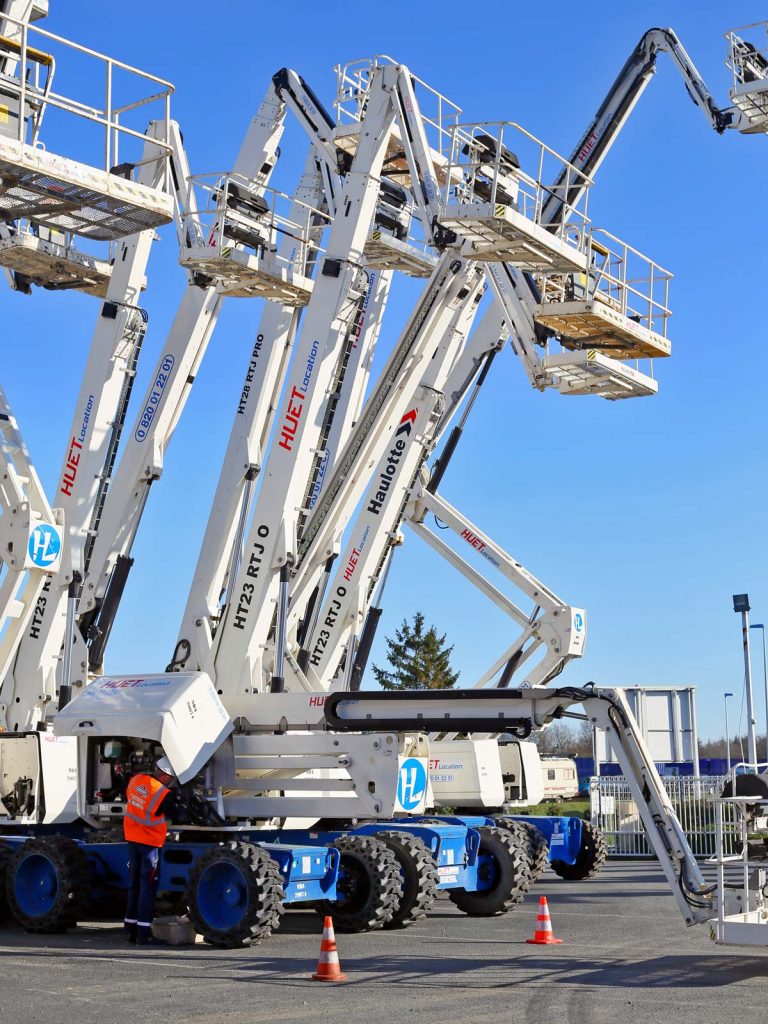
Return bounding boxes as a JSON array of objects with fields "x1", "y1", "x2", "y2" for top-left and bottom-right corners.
[{"x1": 0, "y1": 138, "x2": 174, "y2": 241}]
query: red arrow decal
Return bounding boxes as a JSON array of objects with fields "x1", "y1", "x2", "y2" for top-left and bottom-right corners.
[{"x1": 396, "y1": 408, "x2": 418, "y2": 436}]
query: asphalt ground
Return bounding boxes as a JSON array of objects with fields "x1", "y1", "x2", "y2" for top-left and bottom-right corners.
[{"x1": 1, "y1": 862, "x2": 766, "y2": 1024}]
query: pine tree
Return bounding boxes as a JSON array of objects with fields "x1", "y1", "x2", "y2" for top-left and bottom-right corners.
[{"x1": 372, "y1": 611, "x2": 459, "y2": 690}]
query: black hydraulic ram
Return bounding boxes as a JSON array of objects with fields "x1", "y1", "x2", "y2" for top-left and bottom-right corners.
[
  {"x1": 324, "y1": 687, "x2": 536, "y2": 736},
  {"x1": 84, "y1": 555, "x2": 134, "y2": 672}
]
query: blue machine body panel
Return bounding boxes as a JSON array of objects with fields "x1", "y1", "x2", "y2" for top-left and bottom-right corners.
[
  {"x1": 259, "y1": 820, "x2": 486, "y2": 891},
  {"x1": 432, "y1": 814, "x2": 584, "y2": 866},
  {"x1": 0, "y1": 833, "x2": 338, "y2": 904}
]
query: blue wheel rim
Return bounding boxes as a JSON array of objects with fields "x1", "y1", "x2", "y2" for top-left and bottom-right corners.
[
  {"x1": 475, "y1": 851, "x2": 499, "y2": 892},
  {"x1": 196, "y1": 860, "x2": 249, "y2": 931},
  {"x1": 14, "y1": 852, "x2": 60, "y2": 918}
]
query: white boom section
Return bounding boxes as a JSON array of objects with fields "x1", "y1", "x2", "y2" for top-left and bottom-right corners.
[
  {"x1": 296, "y1": 304, "x2": 585, "y2": 701},
  {"x1": 0, "y1": 125, "x2": 169, "y2": 729},
  {"x1": 322, "y1": 683, "x2": 715, "y2": 929},
  {"x1": 302, "y1": 266, "x2": 393, "y2": 517},
  {"x1": 542, "y1": 26, "x2": 744, "y2": 228},
  {"x1": 173, "y1": 155, "x2": 326, "y2": 672},
  {"x1": 289, "y1": 264, "x2": 486, "y2": 688},
  {"x1": 408, "y1": 485, "x2": 585, "y2": 687},
  {"x1": 0, "y1": 383, "x2": 62, "y2": 702},
  {"x1": 175, "y1": 178, "x2": 399, "y2": 679},
  {"x1": 209, "y1": 64, "x2": 400, "y2": 695},
  {"x1": 285, "y1": 303, "x2": 583, "y2": 696},
  {"x1": 289, "y1": 256, "x2": 483, "y2": 612},
  {"x1": 77, "y1": 88, "x2": 290, "y2": 670}
]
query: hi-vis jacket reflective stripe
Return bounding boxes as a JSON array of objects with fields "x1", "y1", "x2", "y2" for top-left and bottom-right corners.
[{"x1": 123, "y1": 773, "x2": 170, "y2": 847}]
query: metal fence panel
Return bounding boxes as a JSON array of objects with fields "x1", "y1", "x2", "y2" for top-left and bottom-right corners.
[{"x1": 590, "y1": 775, "x2": 739, "y2": 858}]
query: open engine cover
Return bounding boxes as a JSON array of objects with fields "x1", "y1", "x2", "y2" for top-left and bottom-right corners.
[{"x1": 54, "y1": 672, "x2": 232, "y2": 784}]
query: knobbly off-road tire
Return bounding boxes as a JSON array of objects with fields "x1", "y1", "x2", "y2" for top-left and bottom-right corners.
[
  {"x1": 550, "y1": 821, "x2": 607, "y2": 881},
  {"x1": 6, "y1": 836, "x2": 90, "y2": 933},
  {"x1": 318, "y1": 834, "x2": 403, "y2": 933},
  {"x1": 186, "y1": 841, "x2": 284, "y2": 948},
  {"x1": 449, "y1": 825, "x2": 531, "y2": 917},
  {"x1": 376, "y1": 831, "x2": 439, "y2": 929}
]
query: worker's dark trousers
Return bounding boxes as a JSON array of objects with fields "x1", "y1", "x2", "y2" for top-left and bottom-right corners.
[{"x1": 124, "y1": 841, "x2": 160, "y2": 941}]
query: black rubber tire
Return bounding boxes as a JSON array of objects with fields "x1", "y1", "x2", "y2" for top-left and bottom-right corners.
[
  {"x1": 186, "y1": 842, "x2": 284, "y2": 948},
  {"x1": 550, "y1": 821, "x2": 607, "y2": 881},
  {"x1": 6, "y1": 836, "x2": 90, "y2": 933},
  {"x1": 376, "y1": 831, "x2": 439, "y2": 929},
  {"x1": 496, "y1": 818, "x2": 549, "y2": 881},
  {"x1": 0, "y1": 841, "x2": 11, "y2": 920},
  {"x1": 448, "y1": 825, "x2": 531, "y2": 917},
  {"x1": 319, "y1": 835, "x2": 403, "y2": 933}
]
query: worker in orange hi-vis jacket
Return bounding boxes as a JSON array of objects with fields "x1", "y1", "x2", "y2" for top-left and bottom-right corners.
[{"x1": 123, "y1": 757, "x2": 179, "y2": 945}]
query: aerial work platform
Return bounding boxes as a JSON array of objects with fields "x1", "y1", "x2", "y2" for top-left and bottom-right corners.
[
  {"x1": 535, "y1": 297, "x2": 670, "y2": 360},
  {"x1": 0, "y1": 228, "x2": 112, "y2": 296},
  {"x1": 534, "y1": 230, "x2": 672, "y2": 360},
  {"x1": 439, "y1": 122, "x2": 592, "y2": 270},
  {"x1": 0, "y1": 138, "x2": 174, "y2": 241},
  {"x1": 542, "y1": 350, "x2": 658, "y2": 400},
  {"x1": 334, "y1": 122, "x2": 456, "y2": 191},
  {"x1": 333, "y1": 56, "x2": 463, "y2": 192},
  {"x1": 726, "y1": 23, "x2": 768, "y2": 132},
  {"x1": 363, "y1": 229, "x2": 437, "y2": 277},
  {"x1": 442, "y1": 202, "x2": 589, "y2": 271},
  {"x1": 180, "y1": 245, "x2": 315, "y2": 304},
  {"x1": 180, "y1": 173, "x2": 321, "y2": 305},
  {"x1": 0, "y1": 13, "x2": 174, "y2": 253}
]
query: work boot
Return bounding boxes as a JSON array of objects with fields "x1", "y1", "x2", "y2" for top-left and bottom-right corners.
[
  {"x1": 136, "y1": 935, "x2": 167, "y2": 947},
  {"x1": 124, "y1": 923, "x2": 137, "y2": 944}
]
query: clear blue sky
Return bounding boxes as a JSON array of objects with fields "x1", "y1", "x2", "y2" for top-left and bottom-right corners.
[{"x1": 4, "y1": 1, "x2": 767, "y2": 745}]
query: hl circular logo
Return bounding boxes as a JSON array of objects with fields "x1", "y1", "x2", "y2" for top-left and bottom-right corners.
[
  {"x1": 397, "y1": 758, "x2": 427, "y2": 812},
  {"x1": 28, "y1": 524, "x2": 61, "y2": 568}
]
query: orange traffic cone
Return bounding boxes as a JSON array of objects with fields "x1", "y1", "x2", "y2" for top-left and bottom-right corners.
[
  {"x1": 526, "y1": 895, "x2": 563, "y2": 945},
  {"x1": 311, "y1": 916, "x2": 348, "y2": 982}
]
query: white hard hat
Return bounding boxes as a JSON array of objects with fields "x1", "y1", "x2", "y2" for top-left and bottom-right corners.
[{"x1": 156, "y1": 756, "x2": 173, "y2": 777}]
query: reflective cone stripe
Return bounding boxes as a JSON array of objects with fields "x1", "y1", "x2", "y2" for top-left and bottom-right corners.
[
  {"x1": 312, "y1": 916, "x2": 348, "y2": 982},
  {"x1": 526, "y1": 896, "x2": 563, "y2": 945}
]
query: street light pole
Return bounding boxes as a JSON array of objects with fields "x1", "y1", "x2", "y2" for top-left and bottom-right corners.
[
  {"x1": 724, "y1": 692, "x2": 734, "y2": 774},
  {"x1": 733, "y1": 594, "x2": 758, "y2": 765},
  {"x1": 750, "y1": 623, "x2": 768, "y2": 763}
]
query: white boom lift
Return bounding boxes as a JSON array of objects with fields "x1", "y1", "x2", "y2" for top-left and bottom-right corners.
[
  {"x1": 75, "y1": 80, "x2": 294, "y2": 674},
  {"x1": 78, "y1": 67, "x2": 404, "y2": 681},
  {"x1": 51, "y1": 18, "x2": 750, "y2": 705},
  {"x1": 0, "y1": 11, "x2": 175, "y2": 731}
]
